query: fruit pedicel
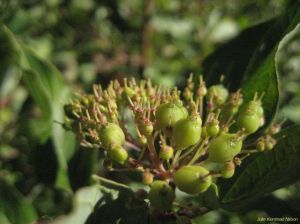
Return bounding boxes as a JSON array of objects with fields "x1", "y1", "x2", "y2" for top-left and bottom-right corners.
[{"x1": 64, "y1": 74, "x2": 281, "y2": 214}]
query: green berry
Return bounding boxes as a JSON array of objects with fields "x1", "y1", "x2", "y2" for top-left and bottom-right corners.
[
  {"x1": 159, "y1": 146, "x2": 174, "y2": 160},
  {"x1": 240, "y1": 100, "x2": 264, "y2": 118},
  {"x1": 107, "y1": 145, "x2": 128, "y2": 164},
  {"x1": 208, "y1": 133, "x2": 242, "y2": 162},
  {"x1": 138, "y1": 135, "x2": 147, "y2": 146},
  {"x1": 256, "y1": 140, "x2": 265, "y2": 152},
  {"x1": 138, "y1": 122, "x2": 153, "y2": 137},
  {"x1": 266, "y1": 142, "x2": 275, "y2": 150},
  {"x1": 155, "y1": 103, "x2": 188, "y2": 131},
  {"x1": 99, "y1": 123, "x2": 125, "y2": 150},
  {"x1": 221, "y1": 161, "x2": 235, "y2": 179},
  {"x1": 174, "y1": 165, "x2": 212, "y2": 195},
  {"x1": 149, "y1": 180, "x2": 175, "y2": 212},
  {"x1": 142, "y1": 170, "x2": 154, "y2": 185},
  {"x1": 206, "y1": 121, "x2": 219, "y2": 137},
  {"x1": 172, "y1": 115, "x2": 202, "y2": 150},
  {"x1": 207, "y1": 85, "x2": 229, "y2": 106},
  {"x1": 124, "y1": 87, "x2": 136, "y2": 97},
  {"x1": 237, "y1": 112, "x2": 260, "y2": 134}
]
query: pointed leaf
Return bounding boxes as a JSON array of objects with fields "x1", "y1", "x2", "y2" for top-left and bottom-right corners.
[{"x1": 218, "y1": 124, "x2": 300, "y2": 211}]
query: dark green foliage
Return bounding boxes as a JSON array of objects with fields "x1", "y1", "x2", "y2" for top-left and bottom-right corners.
[{"x1": 1, "y1": 1, "x2": 300, "y2": 224}]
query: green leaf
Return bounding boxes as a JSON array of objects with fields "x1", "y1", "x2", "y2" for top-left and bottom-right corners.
[
  {"x1": 218, "y1": 124, "x2": 300, "y2": 211},
  {"x1": 21, "y1": 44, "x2": 75, "y2": 190},
  {"x1": 240, "y1": 49, "x2": 279, "y2": 127},
  {"x1": 85, "y1": 191, "x2": 149, "y2": 224},
  {"x1": 202, "y1": 4, "x2": 300, "y2": 128},
  {"x1": 21, "y1": 47, "x2": 65, "y2": 100},
  {"x1": 68, "y1": 150, "x2": 100, "y2": 190},
  {"x1": 22, "y1": 69, "x2": 52, "y2": 121},
  {"x1": 0, "y1": 25, "x2": 16, "y2": 83},
  {"x1": 0, "y1": 25, "x2": 76, "y2": 190},
  {"x1": 276, "y1": 22, "x2": 300, "y2": 122},
  {"x1": 50, "y1": 185, "x2": 105, "y2": 224},
  {"x1": 0, "y1": 179, "x2": 38, "y2": 224},
  {"x1": 51, "y1": 183, "x2": 150, "y2": 224},
  {"x1": 202, "y1": 19, "x2": 274, "y2": 89}
]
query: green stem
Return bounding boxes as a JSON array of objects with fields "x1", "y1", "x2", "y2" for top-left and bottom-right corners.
[
  {"x1": 178, "y1": 141, "x2": 202, "y2": 163},
  {"x1": 138, "y1": 146, "x2": 146, "y2": 162},
  {"x1": 239, "y1": 149, "x2": 258, "y2": 154},
  {"x1": 171, "y1": 150, "x2": 182, "y2": 168},
  {"x1": 92, "y1": 175, "x2": 132, "y2": 192},
  {"x1": 199, "y1": 96, "x2": 203, "y2": 118},
  {"x1": 147, "y1": 135, "x2": 165, "y2": 172},
  {"x1": 187, "y1": 138, "x2": 208, "y2": 165}
]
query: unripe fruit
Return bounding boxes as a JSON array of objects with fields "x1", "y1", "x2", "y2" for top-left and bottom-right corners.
[
  {"x1": 266, "y1": 142, "x2": 275, "y2": 151},
  {"x1": 159, "y1": 145, "x2": 174, "y2": 160},
  {"x1": 237, "y1": 112, "x2": 260, "y2": 134},
  {"x1": 268, "y1": 123, "x2": 281, "y2": 135},
  {"x1": 174, "y1": 165, "x2": 212, "y2": 195},
  {"x1": 99, "y1": 123, "x2": 125, "y2": 150},
  {"x1": 208, "y1": 133, "x2": 242, "y2": 162},
  {"x1": 124, "y1": 87, "x2": 136, "y2": 97},
  {"x1": 155, "y1": 103, "x2": 188, "y2": 131},
  {"x1": 107, "y1": 145, "x2": 128, "y2": 164},
  {"x1": 138, "y1": 135, "x2": 147, "y2": 146},
  {"x1": 149, "y1": 180, "x2": 175, "y2": 212},
  {"x1": 172, "y1": 115, "x2": 202, "y2": 150},
  {"x1": 142, "y1": 170, "x2": 154, "y2": 185},
  {"x1": 245, "y1": 100, "x2": 264, "y2": 117},
  {"x1": 207, "y1": 85, "x2": 229, "y2": 106},
  {"x1": 221, "y1": 161, "x2": 235, "y2": 179},
  {"x1": 256, "y1": 140, "x2": 265, "y2": 152},
  {"x1": 206, "y1": 121, "x2": 219, "y2": 137},
  {"x1": 138, "y1": 122, "x2": 153, "y2": 137}
]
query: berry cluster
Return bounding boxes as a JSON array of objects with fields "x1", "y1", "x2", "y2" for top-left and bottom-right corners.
[{"x1": 64, "y1": 74, "x2": 280, "y2": 213}]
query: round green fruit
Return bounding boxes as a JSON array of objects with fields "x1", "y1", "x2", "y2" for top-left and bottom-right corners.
[
  {"x1": 174, "y1": 165, "x2": 212, "y2": 195},
  {"x1": 107, "y1": 145, "x2": 128, "y2": 164},
  {"x1": 149, "y1": 180, "x2": 175, "y2": 212},
  {"x1": 172, "y1": 115, "x2": 202, "y2": 150},
  {"x1": 221, "y1": 161, "x2": 235, "y2": 179},
  {"x1": 237, "y1": 112, "x2": 260, "y2": 134},
  {"x1": 221, "y1": 169, "x2": 234, "y2": 179},
  {"x1": 239, "y1": 100, "x2": 263, "y2": 119},
  {"x1": 138, "y1": 122, "x2": 153, "y2": 137},
  {"x1": 159, "y1": 146, "x2": 174, "y2": 160},
  {"x1": 207, "y1": 85, "x2": 229, "y2": 106},
  {"x1": 245, "y1": 100, "x2": 264, "y2": 117},
  {"x1": 99, "y1": 123, "x2": 125, "y2": 150},
  {"x1": 206, "y1": 122, "x2": 219, "y2": 137},
  {"x1": 124, "y1": 87, "x2": 136, "y2": 97},
  {"x1": 142, "y1": 170, "x2": 154, "y2": 185},
  {"x1": 155, "y1": 103, "x2": 188, "y2": 130},
  {"x1": 208, "y1": 133, "x2": 242, "y2": 162}
]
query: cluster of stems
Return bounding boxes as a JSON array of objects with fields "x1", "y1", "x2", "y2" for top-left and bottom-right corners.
[{"x1": 64, "y1": 74, "x2": 281, "y2": 214}]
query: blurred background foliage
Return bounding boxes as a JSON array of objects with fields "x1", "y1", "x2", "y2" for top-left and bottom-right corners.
[{"x1": 0, "y1": 0, "x2": 300, "y2": 223}]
